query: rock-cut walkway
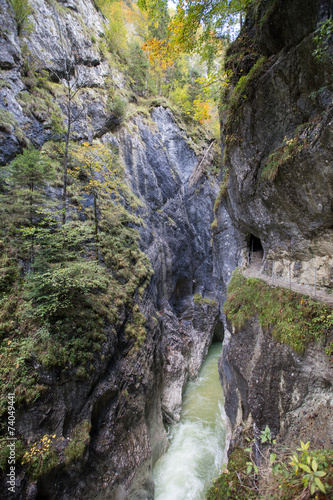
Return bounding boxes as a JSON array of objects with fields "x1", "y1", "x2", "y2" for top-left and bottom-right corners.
[{"x1": 242, "y1": 255, "x2": 333, "y2": 308}]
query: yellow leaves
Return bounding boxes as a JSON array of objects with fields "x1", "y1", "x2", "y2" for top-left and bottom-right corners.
[
  {"x1": 21, "y1": 433, "x2": 58, "y2": 466},
  {"x1": 142, "y1": 38, "x2": 175, "y2": 74},
  {"x1": 193, "y1": 97, "x2": 212, "y2": 123}
]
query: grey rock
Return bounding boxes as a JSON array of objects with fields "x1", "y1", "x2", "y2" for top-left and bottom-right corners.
[{"x1": 217, "y1": 0, "x2": 333, "y2": 457}]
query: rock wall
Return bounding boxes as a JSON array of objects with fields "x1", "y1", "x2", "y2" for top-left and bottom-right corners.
[
  {"x1": 220, "y1": 318, "x2": 333, "y2": 449},
  {"x1": 0, "y1": 0, "x2": 222, "y2": 498},
  {"x1": 219, "y1": 0, "x2": 333, "y2": 287},
  {"x1": 217, "y1": 0, "x2": 333, "y2": 453}
]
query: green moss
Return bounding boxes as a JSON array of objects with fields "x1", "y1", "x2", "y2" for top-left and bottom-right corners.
[
  {"x1": 223, "y1": 269, "x2": 333, "y2": 355},
  {"x1": 0, "y1": 106, "x2": 29, "y2": 143},
  {"x1": 211, "y1": 218, "x2": 218, "y2": 231},
  {"x1": 261, "y1": 121, "x2": 316, "y2": 181},
  {"x1": 203, "y1": 297, "x2": 216, "y2": 306},
  {"x1": 0, "y1": 103, "x2": 36, "y2": 144},
  {"x1": 0, "y1": 79, "x2": 12, "y2": 90},
  {"x1": 65, "y1": 419, "x2": 91, "y2": 463},
  {"x1": 233, "y1": 56, "x2": 266, "y2": 97},
  {"x1": 207, "y1": 447, "x2": 256, "y2": 500},
  {"x1": 224, "y1": 57, "x2": 267, "y2": 132},
  {"x1": 193, "y1": 293, "x2": 203, "y2": 304},
  {"x1": 17, "y1": 89, "x2": 64, "y2": 127},
  {"x1": 214, "y1": 170, "x2": 229, "y2": 213},
  {"x1": 0, "y1": 108, "x2": 15, "y2": 134}
]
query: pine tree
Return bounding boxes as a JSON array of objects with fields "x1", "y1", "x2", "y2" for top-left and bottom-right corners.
[{"x1": 0, "y1": 147, "x2": 55, "y2": 265}]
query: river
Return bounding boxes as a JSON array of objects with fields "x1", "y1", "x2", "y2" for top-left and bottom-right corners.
[{"x1": 153, "y1": 343, "x2": 226, "y2": 500}]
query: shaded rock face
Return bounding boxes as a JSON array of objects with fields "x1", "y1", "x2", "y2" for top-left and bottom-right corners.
[
  {"x1": 217, "y1": 0, "x2": 333, "y2": 453},
  {"x1": 114, "y1": 107, "x2": 221, "y2": 427},
  {"x1": 0, "y1": 1, "x2": 222, "y2": 499},
  {"x1": 219, "y1": 0, "x2": 333, "y2": 286},
  {"x1": 13, "y1": 109, "x2": 219, "y2": 499},
  {"x1": 220, "y1": 318, "x2": 333, "y2": 449}
]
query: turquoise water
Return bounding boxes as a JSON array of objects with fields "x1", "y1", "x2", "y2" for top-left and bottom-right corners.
[{"x1": 153, "y1": 343, "x2": 226, "y2": 500}]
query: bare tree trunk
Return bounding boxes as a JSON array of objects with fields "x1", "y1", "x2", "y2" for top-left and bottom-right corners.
[
  {"x1": 93, "y1": 192, "x2": 99, "y2": 262},
  {"x1": 30, "y1": 183, "x2": 34, "y2": 268},
  {"x1": 62, "y1": 111, "x2": 71, "y2": 224}
]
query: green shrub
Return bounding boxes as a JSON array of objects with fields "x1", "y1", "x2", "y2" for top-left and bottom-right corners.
[
  {"x1": 313, "y1": 18, "x2": 333, "y2": 62},
  {"x1": 209, "y1": 436, "x2": 333, "y2": 499},
  {"x1": 0, "y1": 438, "x2": 24, "y2": 472},
  {"x1": 0, "y1": 140, "x2": 153, "y2": 421},
  {"x1": 65, "y1": 419, "x2": 91, "y2": 463},
  {"x1": 9, "y1": 0, "x2": 33, "y2": 36},
  {"x1": 107, "y1": 94, "x2": 127, "y2": 121}
]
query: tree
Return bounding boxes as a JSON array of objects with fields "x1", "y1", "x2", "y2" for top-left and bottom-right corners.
[
  {"x1": 9, "y1": 0, "x2": 33, "y2": 36},
  {"x1": 169, "y1": 0, "x2": 250, "y2": 67},
  {"x1": 128, "y1": 41, "x2": 150, "y2": 95},
  {"x1": 1, "y1": 147, "x2": 55, "y2": 265},
  {"x1": 71, "y1": 143, "x2": 125, "y2": 260},
  {"x1": 142, "y1": 38, "x2": 175, "y2": 95},
  {"x1": 138, "y1": 0, "x2": 170, "y2": 40},
  {"x1": 49, "y1": 5, "x2": 91, "y2": 225}
]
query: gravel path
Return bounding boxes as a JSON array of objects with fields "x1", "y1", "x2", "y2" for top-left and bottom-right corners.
[{"x1": 242, "y1": 259, "x2": 333, "y2": 308}]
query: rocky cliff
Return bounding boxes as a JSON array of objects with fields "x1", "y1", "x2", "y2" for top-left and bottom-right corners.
[
  {"x1": 0, "y1": 0, "x2": 222, "y2": 498},
  {"x1": 217, "y1": 0, "x2": 333, "y2": 462}
]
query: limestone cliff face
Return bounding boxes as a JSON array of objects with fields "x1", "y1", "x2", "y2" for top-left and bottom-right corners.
[
  {"x1": 218, "y1": 0, "x2": 333, "y2": 452},
  {"x1": 219, "y1": 0, "x2": 333, "y2": 286},
  {"x1": 0, "y1": 1, "x2": 221, "y2": 498},
  {"x1": 220, "y1": 318, "x2": 333, "y2": 449}
]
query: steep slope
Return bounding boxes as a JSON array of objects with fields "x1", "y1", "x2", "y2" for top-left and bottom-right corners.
[
  {"x1": 0, "y1": 1, "x2": 222, "y2": 498},
  {"x1": 216, "y1": 0, "x2": 333, "y2": 476}
]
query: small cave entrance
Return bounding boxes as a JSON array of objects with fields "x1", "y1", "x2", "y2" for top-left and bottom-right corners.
[
  {"x1": 213, "y1": 320, "x2": 224, "y2": 342},
  {"x1": 248, "y1": 234, "x2": 264, "y2": 264}
]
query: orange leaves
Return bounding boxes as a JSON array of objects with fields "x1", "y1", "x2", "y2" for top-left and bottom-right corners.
[
  {"x1": 193, "y1": 98, "x2": 212, "y2": 123},
  {"x1": 142, "y1": 38, "x2": 175, "y2": 72}
]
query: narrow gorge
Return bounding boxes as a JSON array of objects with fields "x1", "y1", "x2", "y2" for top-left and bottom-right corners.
[{"x1": 0, "y1": 0, "x2": 332, "y2": 499}]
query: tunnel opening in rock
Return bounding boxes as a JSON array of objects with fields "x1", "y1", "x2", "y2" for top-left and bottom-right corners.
[
  {"x1": 213, "y1": 320, "x2": 224, "y2": 342},
  {"x1": 248, "y1": 234, "x2": 263, "y2": 263}
]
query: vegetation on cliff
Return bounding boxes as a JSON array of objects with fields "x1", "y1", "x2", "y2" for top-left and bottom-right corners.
[
  {"x1": 224, "y1": 269, "x2": 333, "y2": 357},
  {"x1": 0, "y1": 0, "x2": 224, "y2": 429},
  {"x1": 0, "y1": 0, "x2": 224, "y2": 484},
  {"x1": 0, "y1": 140, "x2": 153, "y2": 419},
  {"x1": 207, "y1": 432, "x2": 333, "y2": 499}
]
